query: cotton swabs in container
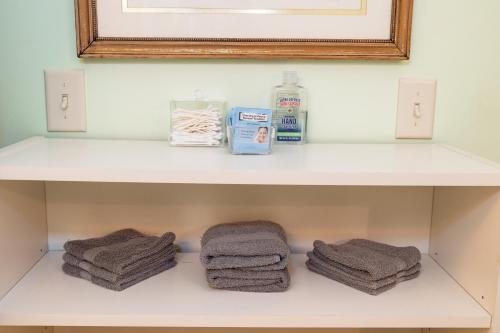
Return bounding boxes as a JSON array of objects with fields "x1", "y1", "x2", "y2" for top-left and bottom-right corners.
[
  {"x1": 170, "y1": 96, "x2": 225, "y2": 147},
  {"x1": 171, "y1": 105, "x2": 222, "y2": 146}
]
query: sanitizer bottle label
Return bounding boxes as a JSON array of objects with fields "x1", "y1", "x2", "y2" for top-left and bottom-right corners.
[{"x1": 275, "y1": 92, "x2": 302, "y2": 142}]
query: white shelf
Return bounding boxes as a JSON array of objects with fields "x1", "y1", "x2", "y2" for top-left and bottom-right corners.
[
  {"x1": 0, "y1": 137, "x2": 499, "y2": 186},
  {"x1": 0, "y1": 253, "x2": 490, "y2": 328}
]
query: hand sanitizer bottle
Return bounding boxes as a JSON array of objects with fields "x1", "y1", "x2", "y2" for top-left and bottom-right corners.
[{"x1": 272, "y1": 71, "x2": 308, "y2": 144}]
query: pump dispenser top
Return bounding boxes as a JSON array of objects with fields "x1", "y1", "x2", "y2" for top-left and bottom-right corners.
[{"x1": 283, "y1": 71, "x2": 299, "y2": 85}]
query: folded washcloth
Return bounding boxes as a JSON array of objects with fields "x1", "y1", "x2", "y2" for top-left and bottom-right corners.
[
  {"x1": 306, "y1": 259, "x2": 419, "y2": 295},
  {"x1": 200, "y1": 221, "x2": 290, "y2": 271},
  {"x1": 64, "y1": 229, "x2": 176, "y2": 274},
  {"x1": 206, "y1": 268, "x2": 290, "y2": 292},
  {"x1": 63, "y1": 259, "x2": 177, "y2": 291},
  {"x1": 310, "y1": 246, "x2": 421, "y2": 284},
  {"x1": 63, "y1": 243, "x2": 176, "y2": 283},
  {"x1": 313, "y1": 239, "x2": 421, "y2": 281},
  {"x1": 306, "y1": 251, "x2": 420, "y2": 295}
]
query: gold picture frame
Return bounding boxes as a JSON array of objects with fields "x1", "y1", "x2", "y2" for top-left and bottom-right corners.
[{"x1": 75, "y1": 0, "x2": 413, "y2": 60}]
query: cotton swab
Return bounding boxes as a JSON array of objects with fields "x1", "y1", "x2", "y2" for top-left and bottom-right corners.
[{"x1": 170, "y1": 104, "x2": 224, "y2": 146}]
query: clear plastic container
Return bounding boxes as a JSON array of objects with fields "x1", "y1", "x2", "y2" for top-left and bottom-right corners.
[{"x1": 170, "y1": 99, "x2": 226, "y2": 147}]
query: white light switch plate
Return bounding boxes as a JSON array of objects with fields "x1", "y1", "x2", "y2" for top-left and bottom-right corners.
[
  {"x1": 396, "y1": 78, "x2": 437, "y2": 139},
  {"x1": 44, "y1": 69, "x2": 86, "y2": 132}
]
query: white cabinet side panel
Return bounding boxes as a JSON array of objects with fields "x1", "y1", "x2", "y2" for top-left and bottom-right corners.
[
  {"x1": 46, "y1": 183, "x2": 433, "y2": 253},
  {"x1": 0, "y1": 181, "x2": 47, "y2": 299},
  {"x1": 430, "y1": 187, "x2": 500, "y2": 314}
]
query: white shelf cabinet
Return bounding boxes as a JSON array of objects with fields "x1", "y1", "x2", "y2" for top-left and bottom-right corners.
[
  {"x1": 0, "y1": 137, "x2": 499, "y2": 331},
  {"x1": 0, "y1": 137, "x2": 499, "y2": 186},
  {"x1": 0, "y1": 253, "x2": 490, "y2": 328}
]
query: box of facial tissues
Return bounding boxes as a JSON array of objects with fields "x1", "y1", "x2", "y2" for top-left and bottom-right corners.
[{"x1": 227, "y1": 107, "x2": 273, "y2": 155}]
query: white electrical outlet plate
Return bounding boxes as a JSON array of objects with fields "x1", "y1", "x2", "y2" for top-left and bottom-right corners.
[
  {"x1": 396, "y1": 78, "x2": 437, "y2": 139},
  {"x1": 44, "y1": 69, "x2": 86, "y2": 132}
]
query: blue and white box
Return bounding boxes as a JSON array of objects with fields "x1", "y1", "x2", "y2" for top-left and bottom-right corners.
[{"x1": 227, "y1": 107, "x2": 273, "y2": 155}]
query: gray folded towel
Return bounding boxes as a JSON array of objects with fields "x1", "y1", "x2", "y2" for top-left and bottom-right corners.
[
  {"x1": 206, "y1": 268, "x2": 290, "y2": 292},
  {"x1": 200, "y1": 221, "x2": 290, "y2": 271},
  {"x1": 313, "y1": 239, "x2": 421, "y2": 281},
  {"x1": 306, "y1": 259, "x2": 419, "y2": 295},
  {"x1": 63, "y1": 259, "x2": 177, "y2": 291},
  {"x1": 306, "y1": 251, "x2": 421, "y2": 295},
  {"x1": 63, "y1": 244, "x2": 177, "y2": 283},
  {"x1": 64, "y1": 229, "x2": 176, "y2": 274},
  {"x1": 310, "y1": 246, "x2": 421, "y2": 283}
]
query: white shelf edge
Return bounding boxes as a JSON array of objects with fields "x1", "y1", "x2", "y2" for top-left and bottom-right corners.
[
  {"x1": 0, "y1": 136, "x2": 44, "y2": 159},
  {"x1": 438, "y1": 143, "x2": 500, "y2": 170},
  {"x1": 0, "y1": 137, "x2": 499, "y2": 186},
  {"x1": 0, "y1": 253, "x2": 491, "y2": 328}
]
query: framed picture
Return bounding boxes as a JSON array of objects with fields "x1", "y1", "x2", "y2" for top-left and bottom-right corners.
[{"x1": 75, "y1": 0, "x2": 413, "y2": 59}]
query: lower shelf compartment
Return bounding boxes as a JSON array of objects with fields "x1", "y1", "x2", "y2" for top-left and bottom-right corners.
[{"x1": 0, "y1": 253, "x2": 491, "y2": 328}]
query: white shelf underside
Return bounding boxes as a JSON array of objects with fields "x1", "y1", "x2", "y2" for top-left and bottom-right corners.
[
  {"x1": 0, "y1": 137, "x2": 499, "y2": 186},
  {"x1": 0, "y1": 253, "x2": 491, "y2": 328}
]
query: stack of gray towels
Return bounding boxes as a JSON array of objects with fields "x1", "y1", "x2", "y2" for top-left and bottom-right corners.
[
  {"x1": 200, "y1": 221, "x2": 290, "y2": 292},
  {"x1": 306, "y1": 239, "x2": 421, "y2": 295},
  {"x1": 63, "y1": 229, "x2": 177, "y2": 291}
]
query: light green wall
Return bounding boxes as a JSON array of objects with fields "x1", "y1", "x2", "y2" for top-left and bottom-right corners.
[{"x1": 1, "y1": 0, "x2": 499, "y2": 162}]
